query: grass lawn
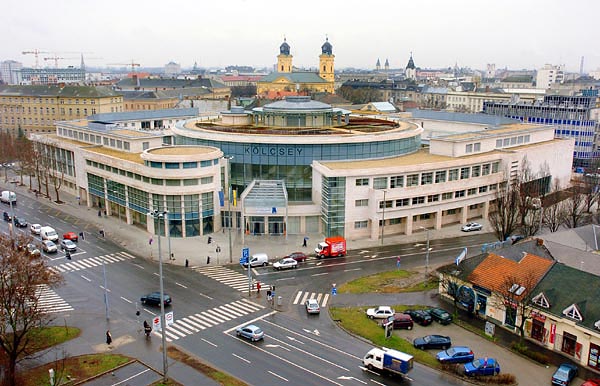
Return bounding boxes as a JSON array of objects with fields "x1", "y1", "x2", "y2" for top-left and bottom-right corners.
[
  {"x1": 330, "y1": 306, "x2": 440, "y2": 368},
  {"x1": 337, "y1": 269, "x2": 438, "y2": 294},
  {"x1": 26, "y1": 326, "x2": 80, "y2": 353}
]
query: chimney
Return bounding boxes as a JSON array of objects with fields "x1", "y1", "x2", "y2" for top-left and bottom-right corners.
[{"x1": 536, "y1": 238, "x2": 544, "y2": 246}]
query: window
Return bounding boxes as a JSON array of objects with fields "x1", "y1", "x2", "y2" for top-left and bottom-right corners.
[
  {"x1": 455, "y1": 190, "x2": 465, "y2": 198},
  {"x1": 435, "y1": 170, "x2": 446, "y2": 183},
  {"x1": 562, "y1": 304, "x2": 583, "y2": 321},
  {"x1": 356, "y1": 178, "x2": 369, "y2": 186},
  {"x1": 109, "y1": 138, "x2": 116, "y2": 147},
  {"x1": 448, "y1": 169, "x2": 459, "y2": 181},
  {"x1": 354, "y1": 220, "x2": 368, "y2": 229},
  {"x1": 442, "y1": 192, "x2": 453, "y2": 200},
  {"x1": 482, "y1": 164, "x2": 491, "y2": 175},
  {"x1": 460, "y1": 167, "x2": 470, "y2": 179},
  {"x1": 379, "y1": 200, "x2": 393, "y2": 209},
  {"x1": 427, "y1": 194, "x2": 439, "y2": 202},
  {"x1": 200, "y1": 160, "x2": 212, "y2": 167},
  {"x1": 165, "y1": 179, "x2": 180, "y2": 186},
  {"x1": 142, "y1": 142, "x2": 149, "y2": 150},
  {"x1": 201, "y1": 176, "x2": 214, "y2": 184},
  {"x1": 474, "y1": 142, "x2": 481, "y2": 151},
  {"x1": 123, "y1": 142, "x2": 130, "y2": 151},
  {"x1": 389, "y1": 218, "x2": 402, "y2": 225},
  {"x1": 492, "y1": 162, "x2": 500, "y2": 173},
  {"x1": 183, "y1": 162, "x2": 197, "y2": 169},
  {"x1": 407, "y1": 174, "x2": 419, "y2": 186},
  {"x1": 150, "y1": 161, "x2": 162, "y2": 168},
  {"x1": 396, "y1": 198, "x2": 409, "y2": 207},
  {"x1": 412, "y1": 196, "x2": 425, "y2": 205},
  {"x1": 503, "y1": 138, "x2": 510, "y2": 146},
  {"x1": 390, "y1": 175, "x2": 404, "y2": 188},
  {"x1": 472, "y1": 165, "x2": 481, "y2": 177},
  {"x1": 468, "y1": 188, "x2": 477, "y2": 196},
  {"x1": 466, "y1": 144, "x2": 473, "y2": 153},
  {"x1": 151, "y1": 178, "x2": 163, "y2": 185},
  {"x1": 355, "y1": 199, "x2": 368, "y2": 207},
  {"x1": 183, "y1": 179, "x2": 198, "y2": 186},
  {"x1": 165, "y1": 162, "x2": 180, "y2": 169},
  {"x1": 421, "y1": 172, "x2": 433, "y2": 185},
  {"x1": 373, "y1": 177, "x2": 387, "y2": 189},
  {"x1": 479, "y1": 185, "x2": 488, "y2": 193}
]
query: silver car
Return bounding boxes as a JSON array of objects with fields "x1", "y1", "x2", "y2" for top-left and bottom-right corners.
[
  {"x1": 236, "y1": 324, "x2": 264, "y2": 342},
  {"x1": 60, "y1": 239, "x2": 77, "y2": 252},
  {"x1": 305, "y1": 299, "x2": 320, "y2": 314},
  {"x1": 42, "y1": 240, "x2": 57, "y2": 253}
]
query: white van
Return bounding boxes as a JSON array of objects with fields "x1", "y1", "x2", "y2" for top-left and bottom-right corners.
[
  {"x1": 40, "y1": 226, "x2": 59, "y2": 242},
  {"x1": 245, "y1": 253, "x2": 269, "y2": 268},
  {"x1": 1, "y1": 191, "x2": 16, "y2": 204}
]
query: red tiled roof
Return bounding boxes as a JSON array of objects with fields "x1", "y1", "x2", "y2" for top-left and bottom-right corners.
[{"x1": 468, "y1": 253, "x2": 553, "y2": 297}]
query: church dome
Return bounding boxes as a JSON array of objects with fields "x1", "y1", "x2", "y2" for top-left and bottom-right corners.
[
  {"x1": 321, "y1": 37, "x2": 333, "y2": 55},
  {"x1": 280, "y1": 38, "x2": 290, "y2": 55}
]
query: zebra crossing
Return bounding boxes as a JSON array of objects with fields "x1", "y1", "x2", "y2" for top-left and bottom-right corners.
[
  {"x1": 193, "y1": 266, "x2": 268, "y2": 292},
  {"x1": 49, "y1": 251, "x2": 135, "y2": 273},
  {"x1": 35, "y1": 284, "x2": 74, "y2": 313},
  {"x1": 156, "y1": 299, "x2": 265, "y2": 342},
  {"x1": 293, "y1": 290, "x2": 330, "y2": 307}
]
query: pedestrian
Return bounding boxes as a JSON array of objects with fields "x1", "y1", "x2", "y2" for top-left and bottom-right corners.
[
  {"x1": 106, "y1": 330, "x2": 112, "y2": 346},
  {"x1": 266, "y1": 289, "x2": 272, "y2": 302},
  {"x1": 79, "y1": 231, "x2": 85, "y2": 240},
  {"x1": 302, "y1": 236, "x2": 308, "y2": 248},
  {"x1": 256, "y1": 281, "x2": 261, "y2": 294},
  {"x1": 98, "y1": 210, "x2": 102, "y2": 217}
]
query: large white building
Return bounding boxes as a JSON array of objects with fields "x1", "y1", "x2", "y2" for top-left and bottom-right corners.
[
  {"x1": 0, "y1": 60, "x2": 23, "y2": 85},
  {"x1": 536, "y1": 64, "x2": 565, "y2": 89}
]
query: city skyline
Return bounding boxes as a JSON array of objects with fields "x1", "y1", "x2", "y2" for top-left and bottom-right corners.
[{"x1": 2, "y1": 0, "x2": 599, "y2": 73}]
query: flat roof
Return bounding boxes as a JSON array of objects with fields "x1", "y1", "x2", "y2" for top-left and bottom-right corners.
[
  {"x1": 110, "y1": 129, "x2": 159, "y2": 137},
  {"x1": 436, "y1": 123, "x2": 548, "y2": 141},
  {"x1": 85, "y1": 146, "x2": 144, "y2": 164},
  {"x1": 147, "y1": 146, "x2": 216, "y2": 156}
]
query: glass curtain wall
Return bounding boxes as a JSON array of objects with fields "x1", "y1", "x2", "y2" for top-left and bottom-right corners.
[{"x1": 320, "y1": 176, "x2": 346, "y2": 237}]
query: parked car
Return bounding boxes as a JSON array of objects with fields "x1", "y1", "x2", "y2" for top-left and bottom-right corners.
[
  {"x1": 404, "y1": 309, "x2": 433, "y2": 326},
  {"x1": 285, "y1": 251, "x2": 308, "y2": 262},
  {"x1": 14, "y1": 217, "x2": 27, "y2": 227},
  {"x1": 436, "y1": 346, "x2": 475, "y2": 364},
  {"x1": 42, "y1": 240, "x2": 57, "y2": 253},
  {"x1": 63, "y1": 231, "x2": 79, "y2": 242},
  {"x1": 552, "y1": 363, "x2": 578, "y2": 385},
  {"x1": 366, "y1": 306, "x2": 395, "y2": 319},
  {"x1": 464, "y1": 357, "x2": 501, "y2": 376},
  {"x1": 305, "y1": 299, "x2": 320, "y2": 314},
  {"x1": 413, "y1": 335, "x2": 451, "y2": 350},
  {"x1": 30, "y1": 223, "x2": 42, "y2": 235},
  {"x1": 381, "y1": 313, "x2": 413, "y2": 330},
  {"x1": 26, "y1": 243, "x2": 41, "y2": 257},
  {"x1": 427, "y1": 307, "x2": 453, "y2": 325},
  {"x1": 461, "y1": 222, "x2": 483, "y2": 232},
  {"x1": 236, "y1": 324, "x2": 264, "y2": 342},
  {"x1": 273, "y1": 257, "x2": 298, "y2": 270},
  {"x1": 140, "y1": 292, "x2": 172, "y2": 306},
  {"x1": 3, "y1": 211, "x2": 11, "y2": 222},
  {"x1": 581, "y1": 379, "x2": 600, "y2": 386},
  {"x1": 60, "y1": 239, "x2": 77, "y2": 252}
]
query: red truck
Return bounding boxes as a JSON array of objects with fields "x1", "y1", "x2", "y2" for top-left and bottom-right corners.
[{"x1": 315, "y1": 236, "x2": 346, "y2": 259}]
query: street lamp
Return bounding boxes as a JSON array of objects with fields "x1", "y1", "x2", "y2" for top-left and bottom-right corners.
[
  {"x1": 148, "y1": 209, "x2": 168, "y2": 382},
  {"x1": 419, "y1": 226, "x2": 431, "y2": 280},
  {"x1": 380, "y1": 190, "x2": 387, "y2": 246},
  {"x1": 223, "y1": 155, "x2": 234, "y2": 263}
]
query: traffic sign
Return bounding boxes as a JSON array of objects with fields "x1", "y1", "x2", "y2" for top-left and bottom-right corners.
[
  {"x1": 153, "y1": 316, "x2": 161, "y2": 331},
  {"x1": 166, "y1": 311, "x2": 174, "y2": 326}
]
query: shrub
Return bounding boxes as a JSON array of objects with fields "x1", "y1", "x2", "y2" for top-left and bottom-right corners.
[{"x1": 510, "y1": 342, "x2": 550, "y2": 365}]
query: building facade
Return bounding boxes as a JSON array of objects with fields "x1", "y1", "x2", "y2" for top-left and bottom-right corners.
[
  {"x1": 0, "y1": 85, "x2": 123, "y2": 135},
  {"x1": 536, "y1": 64, "x2": 565, "y2": 89},
  {"x1": 0, "y1": 60, "x2": 23, "y2": 85},
  {"x1": 18, "y1": 67, "x2": 86, "y2": 85}
]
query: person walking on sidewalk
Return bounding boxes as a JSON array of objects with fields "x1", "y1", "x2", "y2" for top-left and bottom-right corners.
[
  {"x1": 256, "y1": 281, "x2": 261, "y2": 295},
  {"x1": 106, "y1": 330, "x2": 112, "y2": 346},
  {"x1": 302, "y1": 236, "x2": 308, "y2": 248}
]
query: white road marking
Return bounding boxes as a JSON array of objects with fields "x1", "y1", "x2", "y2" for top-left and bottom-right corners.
[
  {"x1": 232, "y1": 353, "x2": 250, "y2": 363},
  {"x1": 311, "y1": 272, "x2": 329, "y2": 277},
  {"x1": 80, "y1": 275, "x2": 91, "y2": 282},
  {"x1": 175, "y1": 282, "x2": 188, "y2": 289},
  {"x1": 201, "y1": 338, "x2": 218, "y2": 347},
  {"x1": 268, "y1": 371, "x2": 289, "y2": 382},
  {"x1": 120, "y1": 296, "x2": 132, "y2": 304}
]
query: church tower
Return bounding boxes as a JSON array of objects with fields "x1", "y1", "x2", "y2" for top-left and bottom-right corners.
[
  {"x1": 405, "y1": 52, "x2": 416, "y2": 81},
  {"x1": 277, "y1": 38, "x2": 293, "y2": 73},
  {"x1": 384, "y1": 58, "x2": 389, "y2": 72},
  {"x1": 376, "y1": 58, "x2": 381, "y2": 71},
  {"x1": 319, "y1": 37, "x2": 335, "y2": 83}
]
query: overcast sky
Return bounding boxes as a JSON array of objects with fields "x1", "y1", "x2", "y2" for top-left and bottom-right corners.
[{"x1": 2, "y1": 0, "x2": 599, "y2": 73}]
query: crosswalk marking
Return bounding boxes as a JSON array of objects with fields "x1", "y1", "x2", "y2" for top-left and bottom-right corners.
[
  {"x1": 34, "y1": 285, "x2": 74, "y2": 313},
  {"x1": 193, "y1": 266, "x2": 268, "y2": 292},
  {"x1": 153, "y1": 299, "x2": 265, "y2": 342},
  {"x1": 293, "y1": 291, "x2": 330, "y2": 307},
  {"x1": 49, "y1": 251, "x2": 135, "y2": 274}
]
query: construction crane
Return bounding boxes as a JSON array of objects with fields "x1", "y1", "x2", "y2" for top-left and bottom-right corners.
[
  {"x1": 108, "y1": 60, "x2": 141, "y2": 73},
  {"x1": 22, "y1": 49, "x2": 50, "y2": 68},
  {"x1": 43, "y1": 55, "x2": 102, "y2": 68}
]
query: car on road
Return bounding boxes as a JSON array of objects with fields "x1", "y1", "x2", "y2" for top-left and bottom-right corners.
[
  {"x1": 413, "y1": 334, "x2": 452, "y2": 350},
  {"x1": 552, "y1": 363, "x2": 578, "y2": 385},
  {"x1": 60, "y1": 239, "x2": 77, "y2": 252},
  {"x1": 461, "y1": 222, "x2": 483, "y2": 232},
  {"x1": 366, "y1": 306, "x2": 395, "y2": 319},
  {"x1": 63, "y1": 231, "x2": 79, "y2": 242},
  {"x1": 30, "y1": 223, "x2": 42, "y2": 235},
  {"x1": 381, "y1": 313, "x2": 413, "y2": 330},
  {"x1": 3, "y1": 211, "x2": 11, "y2": 222},
  {"x1": 305, "y1": 299, "x2": 320, "y2": 314},
  {"x1": 140, "y1": 292, "x2": 172, "y2": 306},
  {"x1": 464, "y1": 357, "x2": 500, "y2": 376},
  {"x1": 272, "y1": 257, "x2": 298, "y2": 270},
  {"x1": 427, "y1": 307, "x2": 453, "y2": 325},
  {"x1": 26, "y1": 243, "x2": 41, "y2": 257},
  {"x1": 436, "y1": 346, "x2": 475, "y2": 364},
  {"x1": 285, "y1": 251, "x2": 308, "y2": 262},
  {"x1": 14, "y1": 217, "x2": 27, "y2": 227},
  {"x1": 236, "y1": 324, "x2": 264, "y2": 342},
  {"x1": 404, "y1": 309, "x2": 433, "y2": 326},
  {"x1": 41, "y1": 240, "x2": 57, "y2": 253}
]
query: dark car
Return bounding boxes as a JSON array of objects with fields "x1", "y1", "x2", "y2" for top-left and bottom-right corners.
[
  {"x1": 285, "y1": 252, "x2": 308, "y2": 262},
  {"x1": 381, "y1": 313, "x2": 413, "y2": 330},
  {"x1": 464, "y1": 357, "x2": 500, "y2": 376},
  {"x1": 3, "y1": 211, "x2": 11, "y2": 222},
  {"x1": 141, "y1": 292, "x2": 172, "y2": 306},
  {"x1": 413, "y1": 334, "x2": 451, "y2": 350},
  {"x1": 436, "y1": 346, "x2": 475, "y2": 364},
  {"x1": 427, "y1": 307, "x2": 453, "y2": 325},
  {"x1": 405, "y1": 309, "x2": 433, "y2": 326},
  {"x1": 552, "y1": 363, "x2": 578, "y2": 385},
  {"x1": 14, "y1": 217, "x2": 27, "y2": 227}
]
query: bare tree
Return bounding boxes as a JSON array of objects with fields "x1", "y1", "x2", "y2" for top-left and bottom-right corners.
[
  {"x1": 581, "y1": 176, "x2": 600, "y2": 214},
  {"x1": 13, "y1": 136, "x2": 35, "y2": 187},
  {"x1": 489, "y1": 181, "x2": 520, "y2": 241},
  {"x1": 46, "y1": 147, "x2": 66, "y2": 204},
  {"x1": 492, "y1": 271, "x2": 540, "y2": 345},
  {"x1": 439, "y1": 274, "x2": 462, "y2": 316},
  {"x1": 542, "y1": 180, "x2": 567, "y2": 232},
  {"x1": 0, "y1": 233, "x2": 64, "y2": 386},
  {"x1": 563, "y1": 184, "x2": 586, "y2": 228}
]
